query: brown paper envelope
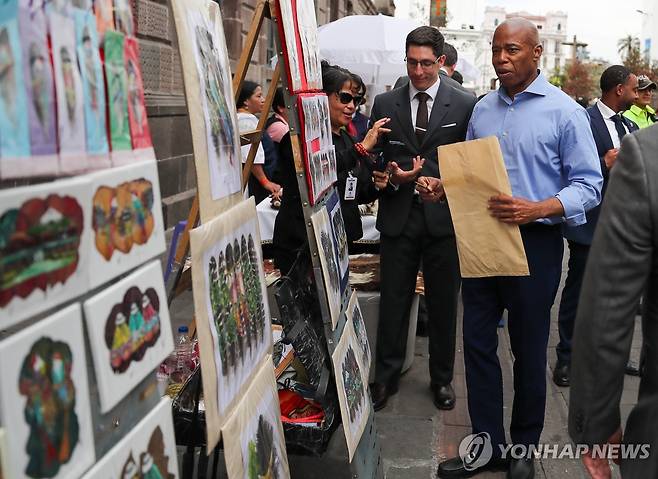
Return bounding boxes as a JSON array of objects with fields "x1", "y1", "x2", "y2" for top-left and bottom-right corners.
[{"x1": 438, "y1": 136, "x2": 529, "y2": 278}]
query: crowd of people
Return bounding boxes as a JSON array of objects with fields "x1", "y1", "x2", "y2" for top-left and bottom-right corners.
[{"x1": 236, "y1": 17, "x2": 657, "y2": 479}]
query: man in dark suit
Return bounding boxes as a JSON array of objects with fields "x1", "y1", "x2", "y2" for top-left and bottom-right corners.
[
  {"x1": 553, "y1": 65, "x2": 639, "y2": 387},
  {"x1": 368, "y1": 26, "x2": 477, "y2": 411},
  {"x1": 569, "y1": 124, "x2": 658, "y2": 479}
]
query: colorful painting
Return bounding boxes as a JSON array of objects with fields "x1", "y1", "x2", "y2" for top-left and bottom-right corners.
[
  {"x1": 298, "y1": 94, "x2": 336, "y2": 205},
  {"x1": 190, "y1": 197, "x2": 273, "y2": 451},
  {"x1": 124, "y1": 37, "x2": 153, "y2": 155},
  {"x1": 4, "y1": 1, "x2": 58, "y2": 179},
  {"x1": 83, "y1": 260, "x2": 174, "y2": 413},
  {"x1": 222, "y1": 363, "x2": 290, "y2": 479},
  {"x1": 0, "y1": 177, "x2": 92, "y2": 330},
  {"x1": 87, "y1": 160, "x2": 165, "y2": 289},
  {"x1": 104, "y1": 30, "x2": 132, "y2": 158},
  {"x1": 0, "y1": 304, "x2": 95, "y2": 479},
  {"x1": 93, "y1": 0, "x2": 114, "y2": 39},
  {"x1": 346, "y1": 290, "x2": 371, "y2": 379},
  {"x1": 81, "y1": 398, "x2": 178, "y2": 479},
  {"x1": 75, "y1": 8, "x2": 110, "y2": 166},
  {"x1": 311, "y1": 205, "x2": 342, "y2": 329},
  {"x1": 50, "y1": 9, "x2": 88, "y2": 173},
  {"x1": 332, "y1": 319, "x2": 369, "y2": 461},
  {"x1": 0, "y1": 4, "x2": 31, "y2": 173},
  {"x1": 113, "y1": 0, "x2": 134, "y2": 37},
  {"x1": 171, "y1": 0, "x2": 242, "y2": 222}
]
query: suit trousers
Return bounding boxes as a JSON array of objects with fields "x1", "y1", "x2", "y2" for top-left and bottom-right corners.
[
  {"x1": 556, "y1": 240, "x2": 590, "y2": 365},
  {"x1": 462, "y1": 225, "x2": 563, "y2": 449},
  {"x1": 375, "y1": 201, "x2": 460, "y2": 388}
]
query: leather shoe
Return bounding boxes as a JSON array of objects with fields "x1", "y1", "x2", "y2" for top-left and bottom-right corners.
[
  {"x1": 431, "y1": 384, "x2": 456, "y2": 410},
  {"x1": 507, "y1": 458, "x2": 534, "y2": 479},
  {"x1": 370, "y1": 382, "x2": 397, "y2": 411},
  {"x1": 552, "y1": 362, "x2": 570, "y2": 387},
  {"x1": 437, "y1": 456, "x2": 508, "y2": 478},
  {"x1": 626, "y1": 360, "x2": 641, "y2": 377}
]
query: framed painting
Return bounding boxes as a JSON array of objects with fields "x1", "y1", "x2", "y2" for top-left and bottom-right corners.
[
  {"x1": 274, "y1": 0, "x2": 322, "y2": 93},
  {"x1": 124, "y1": 37, "x2": 154, "y2": 160},
  {"x1": 0, "y1": 176, "x2": 92, "y2": 329},
  {"x1": 346, "y1": 290, "x2": 371, "y2": 379},
  {"x1": 297, "y1": 94, "x2": 336, "y2": 205},
  {"x1": 50, "y1": 9, "x2": 88, "y2": 173},
  {"x1": 81, "y1": 398, "x2": 178, "y2": 479},
  {"x1": 87, "y1": 160, "x2": 166, "y2": 289},
  {"x1": 310, "y1": 204, "x2": 342, "y2": 329},
  {"x1": 222, "y1": 363, "x2": 290, "y2": 479},
  {"x1": 93, "y1": 0, "x2": 113, "y2": 39},
  {"x1": 104, "y1": 30, "x2": 133, "y2": 165},
  {"x1": 326, "y1": 190, "x2": 349, "y2": 294},
  {"x1": 75, "y1": 8, "x2": 111, "y2": 169},
  {"x1": 83, "y1": 260, "x2": 174, "y2": 413},
  {"x1": 0, "y1": 1, "x2": 31, "y2": 178},
  {"x1": 190, "y1": 197, "x2": 273, "y2": 450},
  {"x1": 2, "y1": 0, "x2": 58, "y2": 179},
  {"x1": 332, "y1": 319, "x2": 370, "y2": 461},
  {"x1": 171, "y1": 0, "x2": 242, "y2": 222},
  {"x1": 0, "y1": 304, "x2": 96, "y2": 479}
]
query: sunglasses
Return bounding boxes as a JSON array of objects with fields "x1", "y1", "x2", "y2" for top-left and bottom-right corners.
[{"x1": 337, "y1": 91, "x2": 364, "y2": 106}]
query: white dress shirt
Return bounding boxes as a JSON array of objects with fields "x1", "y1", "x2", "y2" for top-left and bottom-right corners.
[
  {"x1": 596, "y1": 99, "x2": 629, "y2": 149},
  {"x1": 408, "y1": 77, "x2": 441, "y2": 128}
]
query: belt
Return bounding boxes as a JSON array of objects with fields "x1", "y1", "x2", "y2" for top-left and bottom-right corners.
[{"x1": 519, "y1": 222, "x2": 560, "y2": 233}]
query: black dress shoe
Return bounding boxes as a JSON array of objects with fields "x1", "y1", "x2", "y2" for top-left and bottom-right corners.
[
  {"x1": 432, "y1": 384, "x2": 456, "y2": 410},
  {"x1": 507, "y1": 458, "x2": 534, "y2": 479},
  {"x1": 626, "y1": 360, "x2": 641, "y2": 377},
  {"x1": 437, "y1": 456, "x2": 509, "y2": 478},
  {"x1": 552, "y1": 362, "x2": 570, "y2": 387},
  {"x1": 370, "y1": 382, "x2": 397, "y2": 411}
]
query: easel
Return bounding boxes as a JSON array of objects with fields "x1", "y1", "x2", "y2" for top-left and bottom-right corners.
[{"x1": 167, "y1": 1, "x2": 383, "y2": 477}]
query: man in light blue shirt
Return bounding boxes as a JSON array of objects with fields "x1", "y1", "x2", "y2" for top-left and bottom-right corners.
[{"x1": 434, "y1": 18, "x2": 602, "y2": 479}]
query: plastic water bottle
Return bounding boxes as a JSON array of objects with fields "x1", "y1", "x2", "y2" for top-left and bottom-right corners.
[{"x1": 173, "y1": 326, "x2": 192, "y2": 383}]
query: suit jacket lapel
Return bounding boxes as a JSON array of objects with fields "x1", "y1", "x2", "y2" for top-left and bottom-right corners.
[
  {"x1": 587, "y1": 105, "x2": 614, "y2": 154},
  {"x1": 394, "y1": 85, "x2": 419, "y2": 150},
  {"x1": 420, "y1": 80, "x2": 452, "y2": 149}
]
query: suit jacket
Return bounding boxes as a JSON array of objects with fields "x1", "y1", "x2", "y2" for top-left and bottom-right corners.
[
  {"x1": 569, "y1": 124, "x2": 658, "y2": 478},
  {"x1": 370, "y1": 80, "x2": 476, "y2": 237},
  {"x1": 562, "y1": 104, "x2": 639, "y2": 245}
]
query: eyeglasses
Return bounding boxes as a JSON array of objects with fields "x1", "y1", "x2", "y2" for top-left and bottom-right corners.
[
  {"x1": 405, "y1": 57, "x2": 440, "y2": 69},
  {"x1": 337, "y1": 91, "x2": 364, "y2": 106}
]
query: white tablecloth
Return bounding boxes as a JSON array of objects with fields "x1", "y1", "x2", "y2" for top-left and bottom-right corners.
[{"x1": 256, "y1": 197, "x2": 380, "y2": 243}]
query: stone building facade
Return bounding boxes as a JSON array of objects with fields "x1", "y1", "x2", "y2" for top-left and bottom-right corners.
[{"x1": 137, "y1": 0, "x2": 383, "y2": 230}]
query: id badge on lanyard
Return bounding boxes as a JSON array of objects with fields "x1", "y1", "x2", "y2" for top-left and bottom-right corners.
[{"x1": 345, "y1": 172, "x2": 357, "y2": 200}]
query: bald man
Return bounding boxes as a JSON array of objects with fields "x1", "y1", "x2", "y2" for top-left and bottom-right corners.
[{"x1": 432, "y1": 19, "x2": 602, "y2": 478}]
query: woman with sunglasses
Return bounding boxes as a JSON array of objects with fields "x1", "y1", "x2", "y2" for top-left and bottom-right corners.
[{"x1": 272, "y1": 62, "x2": 391, "y2": 275}]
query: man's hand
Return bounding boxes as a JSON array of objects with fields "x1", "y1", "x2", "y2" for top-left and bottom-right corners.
[
  {"x1": 582, "y1": 427, "x2": 622, "y2": 479},
  {"x1": 488, "y1": 194, "x2": 559, "y2": 224},
  {"x1": 388, "y1": 156, "x2": 425, "y2": 185},
  {"x1": 372, "y1": 170, "x2": 390, "y2": 191},
  {"x1": 416, "y1": 176, "x2": 445, "y2": 202},
  {"x1": 603, "y1": 148, "x2": 619, "y2": 170}
]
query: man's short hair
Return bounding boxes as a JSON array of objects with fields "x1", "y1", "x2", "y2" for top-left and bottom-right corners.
[
  {"x1": 405, "y1": 26, "x2": 445, "y2": 59},
  {"x1": 600, "y1": 65, "x2": 632, "y2": 94},
  {"x1": 443, "y1": 43, "x2": 458, "y2": 67}
]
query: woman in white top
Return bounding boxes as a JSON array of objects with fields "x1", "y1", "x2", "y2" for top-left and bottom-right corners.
[{"x1": 237, "y1": 81, "x2": 281, "y2": 200}]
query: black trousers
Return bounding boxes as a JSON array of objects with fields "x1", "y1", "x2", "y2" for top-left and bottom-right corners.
[
  {"x1": 375, "y1": 201, "x2": 460, "y2": 388},
  {"x1": 462, "y1": 225, "x2": 563, "y2": 449},
  {"x1": 556, "y1": 240, "x2": 590, "y2": 365}
]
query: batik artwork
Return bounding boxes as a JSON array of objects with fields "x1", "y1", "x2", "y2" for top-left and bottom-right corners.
[
  {"x1": 113, "y1": 0, "x2": 133, "y2": 37},
  {"x1": 311, "y1": 205, "x2": 342, "y2": 329},
  {"x1": 327, "y1": 190, "x2": 349, "y2": 294},
  {"x1": 104, "y1": 30, "x2": 132, "y2": 164},
  {"x1": 93, "y1": 0, "x2": 113, "y2": 39},
  {"x1": 0, "y1": 177, "x2": 92, "y2": 329},
  {"x1": 346, "y1": 290, "x2": 371, "y2": 378},
  {"x1": 84, "y1": 260, "x2": 174, "y2": 412},
  {"x1": 0, "y1": 304, "x2": 95, "y2": 479},
  {"x1": 190, "y1": 197, "x2": 273, "y2": 450},
  {"x1": 124, "y1": 37, "x2": 153, "y2": 159}
]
